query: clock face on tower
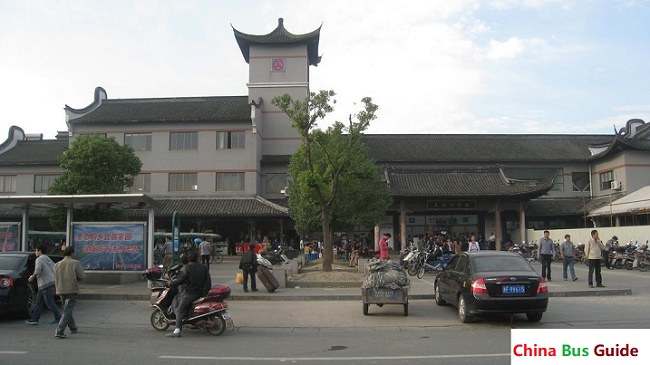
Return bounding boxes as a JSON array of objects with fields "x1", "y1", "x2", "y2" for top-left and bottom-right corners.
[{"x1": 272, "y1": 58, "x2": 285, "y2": 72}]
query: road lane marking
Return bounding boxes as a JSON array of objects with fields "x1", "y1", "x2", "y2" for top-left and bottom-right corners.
[
  {"x1": 0, "y1": 351, "x2": 27, "y2": 354},
  {"x1": 161, "y1": 353, "x2": 509, "y2": 361}
]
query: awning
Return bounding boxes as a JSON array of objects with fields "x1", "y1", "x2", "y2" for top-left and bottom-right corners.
[{"x1": 589, "y1": 185, "x2": 650, "y2": 217}]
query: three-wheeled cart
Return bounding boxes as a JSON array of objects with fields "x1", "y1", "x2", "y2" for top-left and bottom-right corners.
[{"x1": 361, "y1": 286, "x2": 409, "y2": 316}]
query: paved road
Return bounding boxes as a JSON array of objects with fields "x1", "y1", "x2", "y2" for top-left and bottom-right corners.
[
  {"x1": 3, "y1": 293, "x2": 650, "y2": 365},
  {"x1": 2, "y1": 257, "x2": 649, "y2": 365}
]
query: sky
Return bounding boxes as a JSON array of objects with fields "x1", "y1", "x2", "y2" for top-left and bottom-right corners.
[{"x1": 1, "y1": 0, "x2": 650, "y2": 140}]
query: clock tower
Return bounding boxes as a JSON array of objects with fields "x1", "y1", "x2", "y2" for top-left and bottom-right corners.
[{"x1": 233, "y1": 18, "x2": 322, "y2": 155}]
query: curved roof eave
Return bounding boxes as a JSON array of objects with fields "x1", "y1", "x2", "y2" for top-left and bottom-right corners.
[
  {"x1": 64, "y1": 87, "x2": 107, "y2": 114},
  {"x1": 588, "y1": 136, "x2": 650, "y2": 161},
  {"x1": 232, "y1": 18, "x2": 322, "y2": 66}
]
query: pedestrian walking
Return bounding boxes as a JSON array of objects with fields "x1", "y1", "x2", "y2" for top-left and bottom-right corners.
[
  {"x1": 560, "y1": 234, "x2": 578, "y2": 281},
  {"x1": 537, "y1": 230, "x2": 555, "y2": 281},
  {"x1": 25, "y1": 244, "x2": 62, "y2": 326},
  {"x1": 199, "y1": 237, "x2": 211, "y2": 270},
  {"x1": 585, "y1": 229, "x2": 606, "y2": 288},
  {"x1": 163, "y1": 236, "x2": 173, "y2": 274},
  {"x1": 53, "y1": 246, "x2": 86, "y2": 338},
  {"x1": 349, "y1": 241, "x2": 359, "y2": 267}
]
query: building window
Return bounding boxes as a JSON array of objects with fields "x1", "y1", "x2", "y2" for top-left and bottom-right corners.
[
  {"x1": 128, "y1": 174, "x2": 151, "y2": 193},
  {"x1": 265, "y1": 173, "x2": 287, "y2": 194},
  {"x1": 169, "y1": 173, "x2": 198, "y2": 191},
  {"x1": 503, "y1": 167, "x2": 564, "y2": 191},
  {"x1": 125, "y1": 133, "x2": 152, "y2": 151},
  {"x1": 600, "y1": 171, "x2": 614, "y2": 191},
  {"x1": 34, "y1": 175, "x2": 59, "y2": 193},
  {"x1": 169, "y1": 132, "x2": 198, "y2": 150},
  {"x1": 216, "y1": 172, "x2": 245, "y2": 191},
  {"x1": 571, "y1": 172, "x2": 590, "y2": 192},
  {"x1": 0, "y1": 175, "x2": 17, "y2": 193},
  {"x1": 217, "y1": 131, "x2": 245, "y2": 149}
]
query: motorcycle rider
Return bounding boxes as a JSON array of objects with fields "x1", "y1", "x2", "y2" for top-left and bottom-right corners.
[
  {"x1": 166, "y1": 251, "x2": 211, "y2": 338},
  {"x1": 603, "y1": 235, "x2": 617, "y2": 270},
  {"x1": 428, "y1": 241, "x2": 443, "y2": 263}
]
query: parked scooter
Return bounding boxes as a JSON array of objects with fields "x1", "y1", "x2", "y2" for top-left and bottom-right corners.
[
  {"x1": 406, "y1": 250, "x2": 424, "y2": 276},
  {"x1": 144, "y1": 264, "x2": 234, "y2": 336},
  {"x1": 261, "y1": 248, "x2": 291, "y2": 265},
  {"x1": 401, "y1": 243, "x2": 419, "y2": 270},
  {"x1": 612, "y1": 241, "x2": 636, "y2": 269},
  {"x1": 416, "y1": 252, "x2": 454, "y2": 279}
]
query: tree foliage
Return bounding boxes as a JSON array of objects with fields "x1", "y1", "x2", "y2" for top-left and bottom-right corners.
[
  {"x1": 48, "y1": 134, "x2": 142, "y2": 229},
  {"x1": 272, "y1": 90, "x2": 391, "y2": 271}
]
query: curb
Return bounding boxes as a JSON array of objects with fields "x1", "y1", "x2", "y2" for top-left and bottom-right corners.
[
  {"x1": 287, "y1": 281, "x2": 363, "y2": 288},
  {"x1": 548, "y1": 289, "x2": 632, "y2": 297}
]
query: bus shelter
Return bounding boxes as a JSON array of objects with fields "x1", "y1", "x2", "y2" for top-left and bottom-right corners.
[{"x1": 0, "y1": 194, "x2": 160, "y2": 271}]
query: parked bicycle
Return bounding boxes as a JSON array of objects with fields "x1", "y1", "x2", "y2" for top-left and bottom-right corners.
[{"x1": 210, "y1": 242, "x2": 224, "y2": 264}]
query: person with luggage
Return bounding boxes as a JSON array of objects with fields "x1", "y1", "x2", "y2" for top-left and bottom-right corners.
[{"x1": 239, "y1": 244, "x2": 259, "y2": 293}]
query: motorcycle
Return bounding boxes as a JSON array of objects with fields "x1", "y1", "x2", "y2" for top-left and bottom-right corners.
[
  {"x1": 144, "y1": 264, "x2": 234, "y2": 336},
  {"x1": 612, "y1": 242, "x2": 635, "y2": 269},
  {"x1": 416, "y1": 252, "x2": 454, "y2": 279},
  {"x1": 401, "y1": 243, "x2": 419, "y2": 270},
  {"x1": 261, "y1": 248, "x2": 291, "y2": 265},
  {"x1": 406, "y1": 250, "x2": 424, "y2": 276}
]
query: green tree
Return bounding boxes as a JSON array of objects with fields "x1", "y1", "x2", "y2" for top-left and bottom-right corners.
[
  {"x1": 48, "y1": 134, "x2": 142, "y2": 229},
  {"x1": 272, "y1": 90, "x2": 391, "y2": 271}
]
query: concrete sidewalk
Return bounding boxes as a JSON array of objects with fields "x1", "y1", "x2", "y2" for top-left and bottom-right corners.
[{"x1": 78, "y1": 260, "x2": 633, "y2": 301}]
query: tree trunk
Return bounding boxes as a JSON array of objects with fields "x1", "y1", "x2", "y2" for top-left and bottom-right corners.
[{"x1": 321, "y1": 210, "x2": 333, "y2": 272}]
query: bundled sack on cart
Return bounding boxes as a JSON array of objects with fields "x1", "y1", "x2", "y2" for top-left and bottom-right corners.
[{"x1": 361, "y1": 259, "x2": 410, "y2": 290}]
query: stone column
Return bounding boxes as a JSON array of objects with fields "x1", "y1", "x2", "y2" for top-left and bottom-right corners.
[
  {"x1": 494, "y1": 201, "x2": 502, "y2": 251},
  {"x1": 400, "y1": 199, "x2": 406, "y2": 252}
]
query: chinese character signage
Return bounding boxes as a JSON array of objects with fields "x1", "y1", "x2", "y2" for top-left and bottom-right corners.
[
  {"x1": 0, "y1": 222, "x2": 20, "y2": 251},
  {"x1": 72, "y1": 222, "x2": 146, "y2": 271},
  {"x1": 426, "y1": 200, "x2": 476, "y2": 210}
]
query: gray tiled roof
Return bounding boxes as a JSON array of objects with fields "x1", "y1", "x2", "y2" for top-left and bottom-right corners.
[
  {"x1": 362, "y1": 134, "x2": 614, "y2": 163},
  {"x1": 387, "y1": 168, "x2": 553, "y2": 197},
  {"x1": 0, "y1": 196, "x2": 289, "y2": 219},
  {"x1": 68, "y1": 96, "x2": 250, "y2": 124},
  {"x1": 134, "y1": 197, "x2": 289, "y2": 217},
  {"x1": 0, "y1": 140, "x2": 67, "y2": 166},
  {"x1": 526, "y1": 195, "x2": 614, "y2": 216},
  {"x1": 526, "y1": 198, "x2": 589, "y2": 216},
  {"x1": 233, "y1": 18, "x2": 321, "y2": 66}
]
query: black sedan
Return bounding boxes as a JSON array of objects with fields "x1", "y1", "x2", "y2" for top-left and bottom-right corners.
[
  {"x1": 0, "y1": 251, "x2": 62, "y2": 318},
  {"x1": 434, "y1": 251, "x2": 548, "y2": 323}
]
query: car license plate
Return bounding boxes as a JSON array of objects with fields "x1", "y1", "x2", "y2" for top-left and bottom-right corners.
[{"x1": 502, "y1": 285, "x2": 526, "y2": 294}]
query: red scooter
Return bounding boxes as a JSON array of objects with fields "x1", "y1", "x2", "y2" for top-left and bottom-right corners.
[{"x1": 144, "y1": 265, "x2": 234, "y2": 336}]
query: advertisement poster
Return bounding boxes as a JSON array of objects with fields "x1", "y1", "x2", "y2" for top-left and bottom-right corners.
[
  {"x1": 72, "y1": 222, "x2": 146, "y2": 271},
  {"x1": 0, "y1": 222, "x2": 20, "y2": 252}
]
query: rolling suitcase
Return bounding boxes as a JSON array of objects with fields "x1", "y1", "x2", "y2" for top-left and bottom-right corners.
[{"x1": 257, "y1": 267, "x2": 279, "y2": 293}]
